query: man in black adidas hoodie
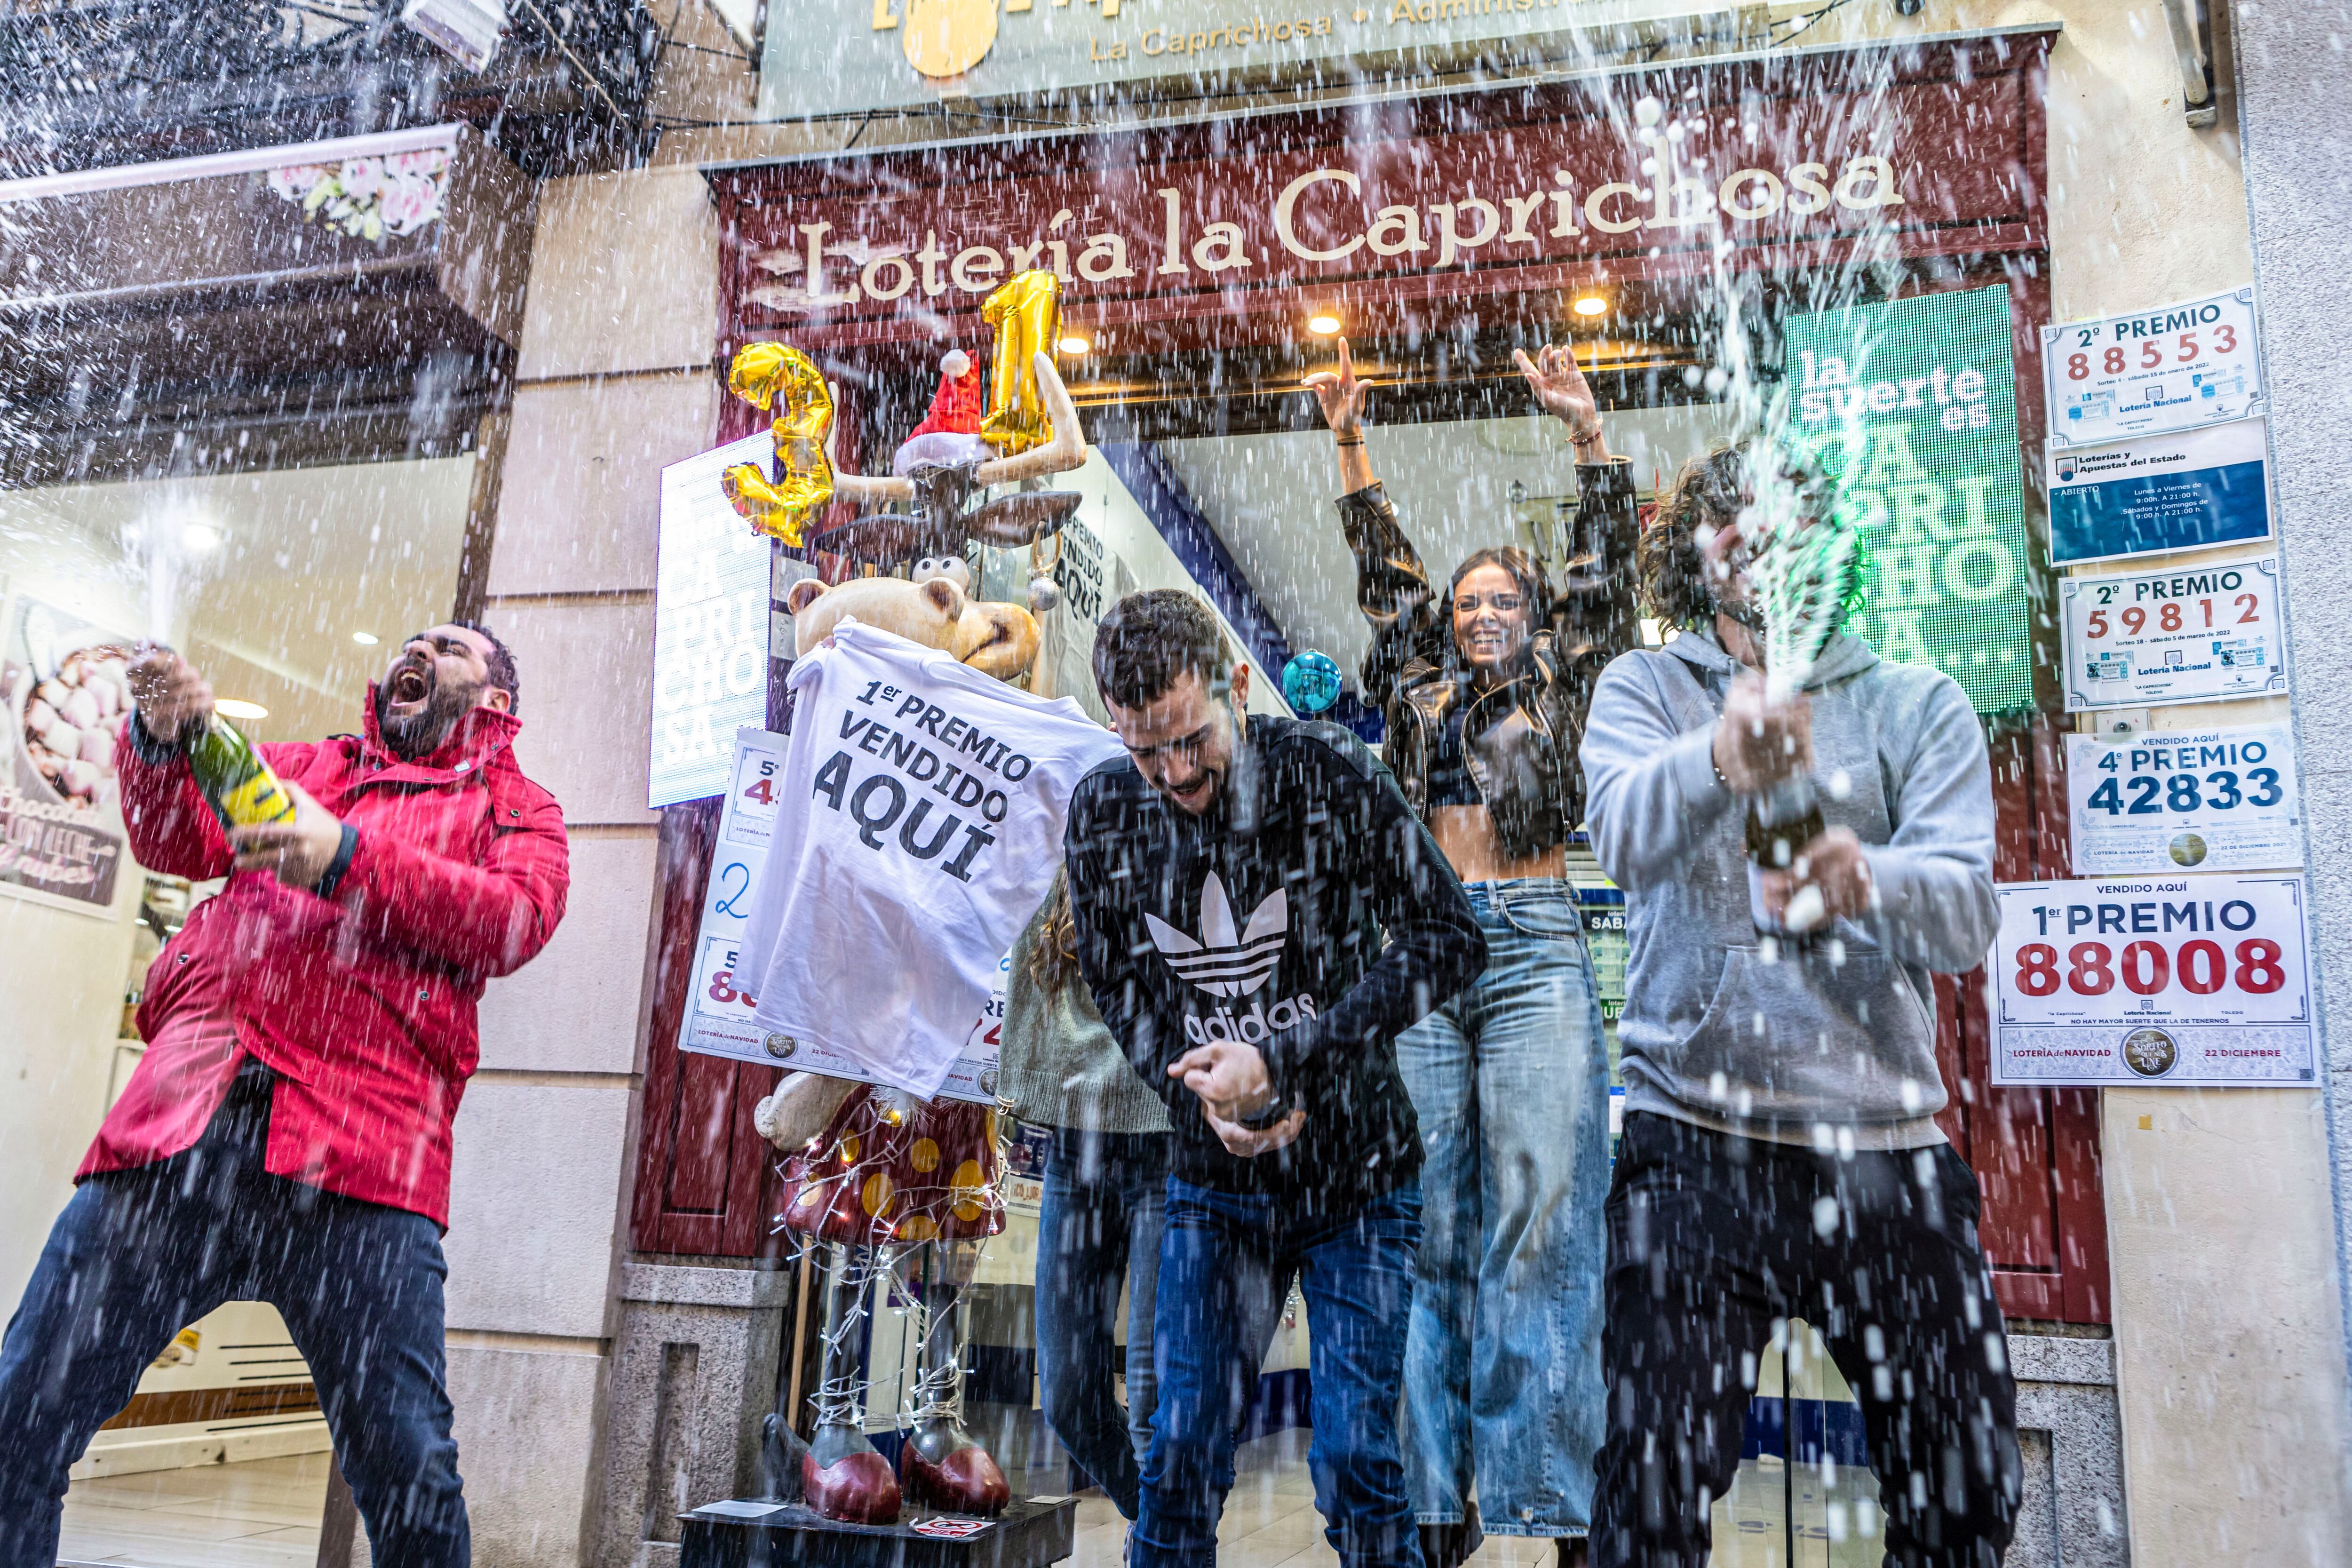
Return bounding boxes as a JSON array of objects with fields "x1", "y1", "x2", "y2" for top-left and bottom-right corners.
[{"x1": 1066, "y1": 590, "x2": 1485, "y2": 1568}]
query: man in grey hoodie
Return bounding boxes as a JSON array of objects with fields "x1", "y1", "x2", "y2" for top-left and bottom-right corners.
[{"x1": 1579, "y1": 448, "x2": 2020, "y2": 1568}]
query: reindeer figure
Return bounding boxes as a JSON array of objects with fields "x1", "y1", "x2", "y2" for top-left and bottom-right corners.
[
  {"x1": 726, "y1": 300, "x2": 1096, "y2": 1527},
  {"x1": 809, "y1": 348, "x2": 1088, "y2": 588}
]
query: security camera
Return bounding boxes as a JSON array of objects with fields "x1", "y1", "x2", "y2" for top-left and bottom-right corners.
[
  {"x1": 1893, "y1": 0, "x2": 1925, "y2": 14},
  {"x1": 402, "y1": 0, "x2": 506, "y2": 72}
]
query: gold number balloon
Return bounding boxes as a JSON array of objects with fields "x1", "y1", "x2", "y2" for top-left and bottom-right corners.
[
  {"x1": 980, "y1": 271, "x2": 1060, "y2": 456},
  {"x1": 721, "y1": 342, "x2": 835, "y2": 546}
]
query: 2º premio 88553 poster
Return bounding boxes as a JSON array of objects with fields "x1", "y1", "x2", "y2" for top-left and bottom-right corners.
[{"x1": 1992, "y1": 876, "x2": 2314, "y2": 1086}]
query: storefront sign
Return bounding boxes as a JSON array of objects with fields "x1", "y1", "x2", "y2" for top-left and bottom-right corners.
[
  {"x1": 1785, "y1": 284, "x2": 2033, "y2": 714},
  {"x1": 718, "y1": 50, "x2": 2048, "y2": 346},
  {"x1": 2046, "y1": 418, "x2": 2271, "y2": 565},
  {"x1": 1992, "y1": 875, "x2": 2315, "y2": 1086},
  {"x1": 2061, "y1": 552, "x2": 2283, "y2": 710},
  {"x1": 0, "y1": 785, "x2": 125, "y2": 914},
  {"x1": 761, "y1": 0, "x2": 1739, "y2": 120},
  {"x1": 652, "y1": 434, "x2": 775, "y2": 808},
  {"x1": 2066, "y1": 723, "x2": 2301, "y2": 876},
  {"x1": 678, "y1": 726, "x2": 998, "y2": 1102},
  {"x1": 2040, "y1": 288, "x2": 2262, "y2": 450}
]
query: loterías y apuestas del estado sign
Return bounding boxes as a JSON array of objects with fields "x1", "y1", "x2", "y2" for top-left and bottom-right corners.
[{"x1": 720, "y1": 65, "x2": 2037, "y2": 336}]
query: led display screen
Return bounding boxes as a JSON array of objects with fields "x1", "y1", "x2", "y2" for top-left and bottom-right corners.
[{"x1": 1785, "y1": 283, "x2": 2034, "y2": 714}]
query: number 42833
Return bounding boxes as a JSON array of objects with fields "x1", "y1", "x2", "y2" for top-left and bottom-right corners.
[{"x1": 2085, "y1": 765, "x2": 2283, "y2": 815}]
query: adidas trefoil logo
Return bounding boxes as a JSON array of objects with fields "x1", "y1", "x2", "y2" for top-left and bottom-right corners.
[{"x1": 1145, "y1": 873, "x2": 1287, "y2": 998}]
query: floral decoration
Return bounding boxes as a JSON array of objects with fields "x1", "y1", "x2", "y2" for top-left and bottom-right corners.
[{"x1": 263, "y1": 148, "x2": 450, "y2": 242}]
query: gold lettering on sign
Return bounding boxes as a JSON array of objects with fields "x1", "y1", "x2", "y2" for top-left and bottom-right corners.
[
  {"x1": 872, "y1": 0, "x2": 898, "y2": 28},
  {"x1": 745, "y1": 154, "x2": 1915, "y2": 320},
  {"x1": 1274, "y1": 169, "x2": 1366, "y2": 263}
]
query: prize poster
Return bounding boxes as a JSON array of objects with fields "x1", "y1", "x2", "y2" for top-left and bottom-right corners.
[
  {"x1": 676, "y1": 725, "x2": 1001, "y2": 1105},
  {"x1": 651, "y1": 435, "x2": 774, "y2": 809},
  {"x1": 1992, "y1": 876, "x2": 2316, "y2": 1086},
  {"x1": 2046, "y1": 419, "x2": 2271, "y2": 566},
  {"x1": 2042, "y1": 288, "x2": 2263, "y2": 449},
  {"x1": 2066, "y1": 724, "x2": 2301, "y2": 876},
  {"x1": 2060, "y1": 553, "x2": 2285, "y2": 711}
]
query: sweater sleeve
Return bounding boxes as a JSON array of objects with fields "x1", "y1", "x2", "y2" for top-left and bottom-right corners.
[
  {"x1": 1256, "y1": 743, "x2": 1485, "y2": 1098},
  {"x1": 1579, "y1": 653, "x2": 1737, "y2": 892},
  {"x1": 1063, "y1": 780, "x2": 1172, "y2": 1097},
  {"x1": 1858, "y1": 677, "x2": 1999, "y2": 974}
]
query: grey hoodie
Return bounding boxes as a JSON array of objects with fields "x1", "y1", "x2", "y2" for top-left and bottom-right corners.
[{"x1": 1580, "y1": 629, "x2": 1997, "y2": 1149}]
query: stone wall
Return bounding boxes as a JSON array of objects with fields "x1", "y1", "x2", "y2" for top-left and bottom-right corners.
[{"x1": 443, "y1": 162, "x2": 723, "y2": 1566}]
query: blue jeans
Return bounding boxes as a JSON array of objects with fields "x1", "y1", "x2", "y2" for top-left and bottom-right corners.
[
  {"x1": 0, "y1": 1069, "x2": 466, "y2": 1568},
  {"x1": 1395, "y1": 878, "x2": 1609, "y2": 1540},
  {"x1": 1035, "y1": 1127, "x2": 1169, "y2": 1520},
  {"x1": 1138, "y1": 1177, "x2": 1424, "y2": 1568}
]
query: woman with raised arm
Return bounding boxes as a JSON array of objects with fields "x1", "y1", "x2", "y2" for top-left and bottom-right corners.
[{"x1": 1304, "y1": 339, "x2": 1640, "y2": 1568}]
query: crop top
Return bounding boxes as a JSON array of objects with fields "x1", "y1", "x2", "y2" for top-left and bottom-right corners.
[{"x1": 1427, "y1": 700, "x2": 1480, "y2": 810}]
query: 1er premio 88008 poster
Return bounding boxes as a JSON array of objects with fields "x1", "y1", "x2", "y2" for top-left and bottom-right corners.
[{"x1": 1992, "y1": 876, "x2": 2314, "y2": 1086}]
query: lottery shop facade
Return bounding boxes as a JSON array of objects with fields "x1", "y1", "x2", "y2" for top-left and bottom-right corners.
[{"x1": 625, "y1": 20, "x2": 2130, "y2": 1552}]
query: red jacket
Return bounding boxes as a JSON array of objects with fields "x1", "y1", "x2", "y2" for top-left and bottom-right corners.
[{"x1": 82, "y1": 694, "x2": 570, "y2": 1226}]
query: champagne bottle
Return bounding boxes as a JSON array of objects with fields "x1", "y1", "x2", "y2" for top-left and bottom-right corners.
[{"x1": 185, "y1": 713, "x2": 296, "y2": 830}]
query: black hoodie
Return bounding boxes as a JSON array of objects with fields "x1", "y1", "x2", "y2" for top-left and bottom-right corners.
[{"x1": 1064, "y1": 716, "x2": 1485, "y2": 1211}]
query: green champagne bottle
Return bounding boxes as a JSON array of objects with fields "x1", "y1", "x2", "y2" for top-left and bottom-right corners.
[{"x1": 184, "y1": 713, "x2": 297, "y2": 830}]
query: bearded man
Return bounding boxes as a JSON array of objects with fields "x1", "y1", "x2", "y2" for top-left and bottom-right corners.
[{"x1": 0, "y1": 622, "x2": 569, "y2": 1568}]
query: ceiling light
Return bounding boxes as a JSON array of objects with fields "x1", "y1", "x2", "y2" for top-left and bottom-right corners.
[
  {"x1": 1308, "y1": 314, "x2": 1343, "y2": 335},
  {"x1": 1057, "y1": 335, "x2": 1090, "y2": 355},
  {"x1": 215, "y1": 699, "x2": 270, "y2": 720},
  {"x1": 1573, "y1": 295, "x2": 1610, "y2": 317},
  {"x1": 351, "y1": 631, "x2": 380, "y2": 646},
  {"x1": 179, "y1": 520, "x2": 222, "y2": 550}
]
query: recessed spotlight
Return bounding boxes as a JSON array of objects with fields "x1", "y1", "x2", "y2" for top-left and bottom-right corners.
[
  {"x1": 1057, "y1": 335, "x2": 1090, "y2": 355},
  {"x1": 1573, "y1": 295, "x2": 1610, "y2": 317},
  {"x1": 1308, "y1": 314, "x2": 1343, "y2": 335},
  {"x1": 180, "y1": 521, "x2": 223, "y2": 550},
  {"x1": 215, "y1": 699, "x2": 270, "y2": 720},
  {"x1": 351, "y1": 630, "x2": 380, "y2": 645}
]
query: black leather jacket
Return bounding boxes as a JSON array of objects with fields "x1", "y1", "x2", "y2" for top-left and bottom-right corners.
[{"x1": 1337, "y1": 460, "x2": 1641, "y2": 858}]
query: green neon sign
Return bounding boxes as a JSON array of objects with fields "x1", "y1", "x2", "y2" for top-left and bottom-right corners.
[{"x1": 1785, "y1": 283, "x2": 2034, "y2": 714}]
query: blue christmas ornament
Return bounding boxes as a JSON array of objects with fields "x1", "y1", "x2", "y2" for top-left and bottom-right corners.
[{"x1": 1281, "y1": 650, "x2": 1343, "y2": 714}]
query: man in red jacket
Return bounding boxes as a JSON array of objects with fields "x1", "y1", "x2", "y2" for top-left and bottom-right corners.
[{"x1": 0, "y1": 621, "x2": 569, "y2": 1568}]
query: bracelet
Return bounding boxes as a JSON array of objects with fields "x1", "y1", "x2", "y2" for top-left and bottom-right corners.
[
  {"x1": 1570, "y1": 422, "x2": 1603, "y2": 446},
  {"x1": 1334, "y1": 435, "x2": 1365, "y2": 447}
]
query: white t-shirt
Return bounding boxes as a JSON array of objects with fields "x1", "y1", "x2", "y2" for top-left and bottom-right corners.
[{"x1": 739, "y1": 619, "x2": 1126, "y2": 1099}]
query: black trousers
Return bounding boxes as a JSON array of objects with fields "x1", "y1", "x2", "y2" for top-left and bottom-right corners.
[
  {"x1": 1592, "y1": 1112, "x2": 2020, "y2": 1568},
  {"x1": 0, "y1": 1067, "x2": 467, "y2": 1568}
]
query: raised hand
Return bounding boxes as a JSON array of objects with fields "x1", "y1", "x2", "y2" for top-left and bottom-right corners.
[
  {"x1": 125, "y1": 645, "x2": 214, "y2": 744},
  {"x1": 229, "y1": 781, "x2": 347, "y2": 890},
  {"x1": 1303, "y1": 336, "x2": 1371, "y2": 440},
  {"x1": 1513, "y1": 342, "x2": 1608, "y2": 457},
  {"x1": 1713, "y1": 671, "x2": 1814, "y2": 795}
]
